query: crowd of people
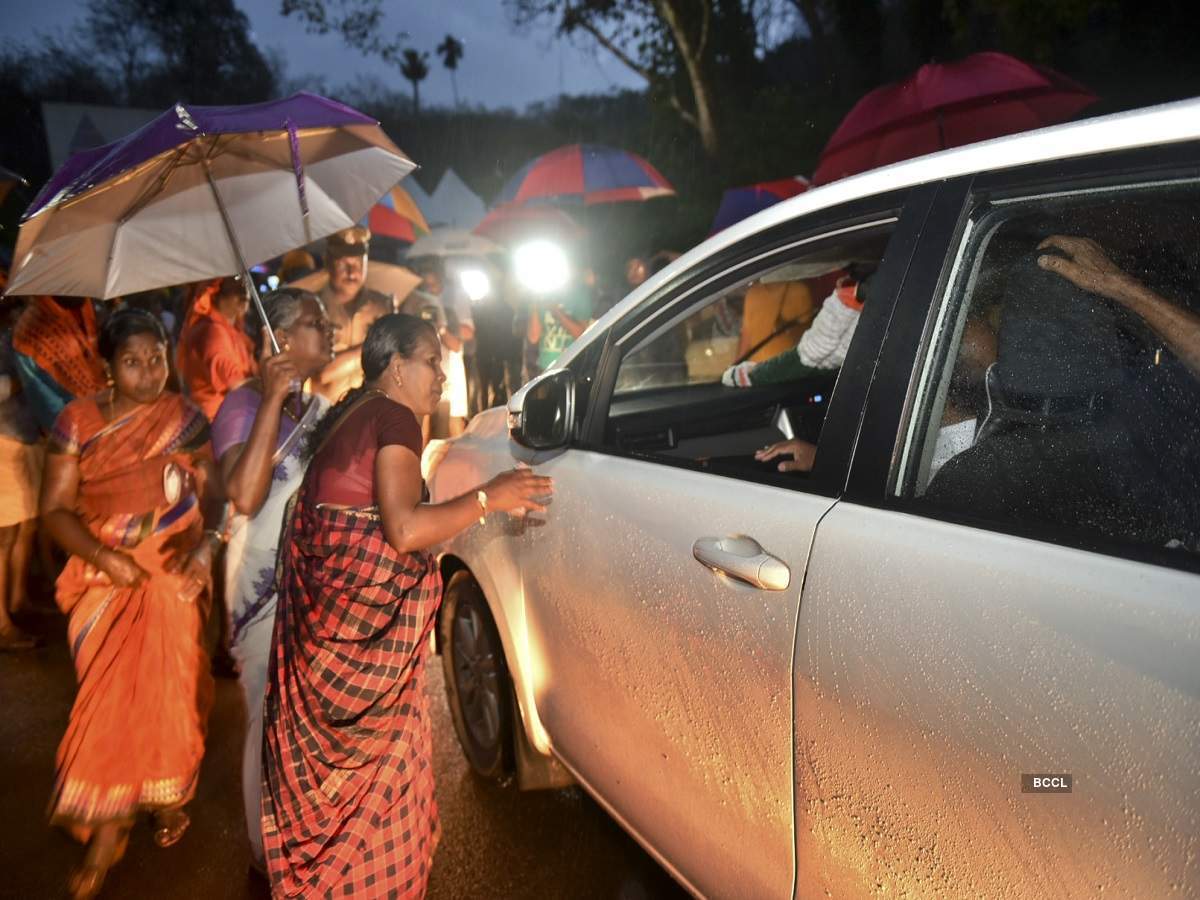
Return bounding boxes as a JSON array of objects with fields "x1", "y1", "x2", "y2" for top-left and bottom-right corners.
[{"x1": 0, "y1": 224, "x2": 566, "y2": 898}]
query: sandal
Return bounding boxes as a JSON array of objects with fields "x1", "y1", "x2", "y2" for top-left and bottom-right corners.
[
  {"x1": 68, "y1": 825, "x2": 127, "y2": 900},
  {"x1": 153, "y1": 809, "x2": 191, "y2": 848}
]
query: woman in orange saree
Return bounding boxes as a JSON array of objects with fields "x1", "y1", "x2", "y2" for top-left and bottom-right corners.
[{"x1": 39, "y1": 309, "x2": 223, "y2": 899}]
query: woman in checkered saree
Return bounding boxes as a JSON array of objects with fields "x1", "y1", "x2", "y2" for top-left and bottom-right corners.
[{"x1": 260, "y1": 314, "x2": 552, "y2": 898}]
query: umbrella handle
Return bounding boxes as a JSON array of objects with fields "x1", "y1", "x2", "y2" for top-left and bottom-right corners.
[{"x1": 202, "y1": 158, "x2": 280, "y2": 355}]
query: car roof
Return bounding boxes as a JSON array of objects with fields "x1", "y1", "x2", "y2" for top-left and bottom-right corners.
[{"x1": 559, "y1": 95, "x2": 1200, "y2": 367}]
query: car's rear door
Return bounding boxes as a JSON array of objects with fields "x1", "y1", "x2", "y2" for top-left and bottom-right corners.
[
  {"x1": 513, "y1": 187, "x2": 939, "y2": 899},
  {"x1": 794, "y1": 146, "x2": 1200, "y2": 897}
]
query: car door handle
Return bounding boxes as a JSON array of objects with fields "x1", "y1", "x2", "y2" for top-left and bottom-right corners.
[{"x1": 692, "y1": 536, "x2": 791, "y2": 591}]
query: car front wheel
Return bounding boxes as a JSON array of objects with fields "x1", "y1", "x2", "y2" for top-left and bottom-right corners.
[{"x1": 440, "y1": 570, "x2": 515, "y2": 779}]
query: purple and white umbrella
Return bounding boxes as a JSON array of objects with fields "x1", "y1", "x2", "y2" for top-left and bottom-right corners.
[{"x1": 6, "y1": 92, "x2": 415, "y2": 348}]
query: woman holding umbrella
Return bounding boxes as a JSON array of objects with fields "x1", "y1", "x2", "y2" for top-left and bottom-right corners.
[
  {"x1": 260, "y1": 313, "x2": 552, "y2": 897},
  {"x1": 39, "y1": 308, "x2": 223, "y2": 898},
  {"x1": 209, "y1": 288, "x2": 333, "y2": 871}
]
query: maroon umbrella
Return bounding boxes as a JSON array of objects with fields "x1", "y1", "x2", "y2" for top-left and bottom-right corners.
[{"x1": 812, "y1": 52, "x2": 1096, "y2": 185}]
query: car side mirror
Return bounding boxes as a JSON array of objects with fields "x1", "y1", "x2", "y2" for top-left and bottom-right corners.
[{"x1": 508, "y1": 369, "x2": 574, "y2": 450}]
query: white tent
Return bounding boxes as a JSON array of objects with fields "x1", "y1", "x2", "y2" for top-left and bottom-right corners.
[
  {"x1": 424, "y1": 168, "x2": 486, "y2": 230},
  {"x1": 402, "y1": 176, "x2": 435, "y2": 217}
]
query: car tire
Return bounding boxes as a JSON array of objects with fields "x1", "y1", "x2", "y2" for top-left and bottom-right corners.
[{"x1": 440, "y1": 570, "x2": 515, "y2": 779}]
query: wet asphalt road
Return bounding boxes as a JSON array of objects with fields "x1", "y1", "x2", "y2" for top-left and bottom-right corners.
[{"x1": 0, "y1": 607, "x2": 688, "y2": 900}]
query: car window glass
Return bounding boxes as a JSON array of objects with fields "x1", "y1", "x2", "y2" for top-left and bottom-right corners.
[
  {"x1": 601, "y1": 224, "x2": 896, "y2": 481},
  {"x1": 896, "y1": 180, "x2": 1200, "y2": 560}
]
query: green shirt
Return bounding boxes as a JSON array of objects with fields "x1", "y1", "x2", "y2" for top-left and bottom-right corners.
[{"x1": 537, "y1": 285, "x2": 593, "y2": 370}]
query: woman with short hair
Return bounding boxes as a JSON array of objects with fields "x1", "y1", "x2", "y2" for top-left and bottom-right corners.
[
  {"x1": 39, "y1": 308, "x2": 224, "y2": 899},
  {"x1": 261, "y1": 313, "x2": 552, "y2": 898}
]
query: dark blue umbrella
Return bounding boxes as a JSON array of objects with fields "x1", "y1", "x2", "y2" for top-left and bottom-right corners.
[{"x1": 709, "y1": 176, "x2": 810, "y2": 235}]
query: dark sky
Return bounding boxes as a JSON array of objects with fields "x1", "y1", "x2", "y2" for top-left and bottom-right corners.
[{"x1": 1, "y1": 0, "x2": 644, "y2": 109}]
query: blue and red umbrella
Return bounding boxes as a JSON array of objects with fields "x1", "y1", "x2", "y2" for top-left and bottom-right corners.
[
  {"x1": 709, "y1": 176, "x2": 810, "y2": 235},
  {"x1": 494, "y1": 143, "x2": 674, "y2": 207},
  {"x1": 366, "y1": 184, "x2": 429, "y2": 243}
]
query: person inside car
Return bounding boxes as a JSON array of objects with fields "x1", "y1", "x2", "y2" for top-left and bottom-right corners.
[
  {"x1": 722, "y1": 273, "x2": 868, "y2": 388},
  {"x1": 926, "y1": 314, "x2": 998, "y2": 478},
  {"x1": 923, "y1": 237, "x2": 1200, "y2": 550}
]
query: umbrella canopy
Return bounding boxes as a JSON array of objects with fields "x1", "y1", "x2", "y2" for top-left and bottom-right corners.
[
  {"x1": 6, "y1": 92, "x2": 415, "y2": 300},
  {"x1": 709, "y1": 176, "x2": 810, "y2": 235},
  {"x1": 812, "y1": 52, "x2": 1096, "y2": 185},
  {"x1": 407, "y1": 228, "x2": 500, "y2": 259},
  {"x1": 288, "y1": 260, "x2": 421, "y2": 306},
  {"x1": 366, "y1": 184, "x2": 429, "y2": 243},
  {"x1": 474, "y1": 204, "x2": 585, "y2": 247},
  {"x1": 494, "y1": 143, "x2": 674, "y2": 207}
]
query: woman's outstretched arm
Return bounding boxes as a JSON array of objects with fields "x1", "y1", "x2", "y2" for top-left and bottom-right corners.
[{"x1": 375, "y1": 445, "x2": 553, "y2": 554}]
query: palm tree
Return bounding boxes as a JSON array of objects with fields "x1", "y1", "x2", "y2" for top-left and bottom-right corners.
[
  {"x1": 400, "y1": 48, "x2": 430, "y2": 114},
  {"x1": 436, "y1": 34, "x2": 464, "y2": 107}
]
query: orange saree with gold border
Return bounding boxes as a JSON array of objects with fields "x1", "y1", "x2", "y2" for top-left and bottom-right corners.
[{"x1": 47, "y1": 392, "x2": 214, "y2": 840}]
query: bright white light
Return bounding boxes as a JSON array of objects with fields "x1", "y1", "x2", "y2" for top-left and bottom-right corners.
[
  {"x1": 266, "y1": 275, "x2": 280, "y2": 289},
  {"x1": 458, "y1": 268, "x2": 491, "y2": 302},
  {"x1": 513, "y1": 240, "x2": 570, "y2": 295}
]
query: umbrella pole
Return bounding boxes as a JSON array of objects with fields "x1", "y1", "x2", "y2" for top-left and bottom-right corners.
[{"x1": 202, "y1": 159, "x2": 280, "y2": 354}]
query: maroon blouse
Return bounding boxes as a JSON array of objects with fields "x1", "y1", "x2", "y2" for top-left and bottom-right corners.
[{"x1": 309, "y1": 396, "x2": 423, "y2": 507}]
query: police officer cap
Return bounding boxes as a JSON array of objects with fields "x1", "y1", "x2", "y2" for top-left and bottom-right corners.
[{"x1": 326, "y1": 226, "x2": 371, "y2": 261}]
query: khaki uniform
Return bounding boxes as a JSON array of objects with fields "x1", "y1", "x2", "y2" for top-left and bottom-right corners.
[{"x1": 317, "y1": 285, "x2": 393, "y2": 401}]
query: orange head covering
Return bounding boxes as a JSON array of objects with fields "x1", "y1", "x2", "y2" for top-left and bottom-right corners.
[{"x1": 11, "y1": 296, "x2": 107, "y2": 398}]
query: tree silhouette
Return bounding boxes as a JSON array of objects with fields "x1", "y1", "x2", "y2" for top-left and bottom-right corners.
[
  {"x1": 436, "y1": 34, "x2": 464, "y2": 107},
  {"x1": 399, "y1": 48, "x2": 429, "y2": 114},
  {"x1": 507, "y1": 0, "x2": 730, "y2": 158}
]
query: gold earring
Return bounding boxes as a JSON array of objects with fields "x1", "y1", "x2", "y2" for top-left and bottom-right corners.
[
  {"x1": 104, "y1": 369, "x2": 114, "y2": 387},
  {"x1": 393, "y1": 372, "x2": 404, "y2": 389}
]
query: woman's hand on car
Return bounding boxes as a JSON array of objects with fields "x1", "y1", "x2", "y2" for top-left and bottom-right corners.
[
  {"x1": 755, "y1": 439, "x2": 817, "y2": 473},
  {"x1": 484, "y1": 467, "x2": 555, "y2": 515}
]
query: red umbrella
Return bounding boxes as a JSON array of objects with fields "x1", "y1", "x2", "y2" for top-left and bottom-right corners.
[
  {"x1": 474, "y1": 204, "x2": 585, "y2": 247},
  {"x1": 812, "y1": 51, "x2": 1096, "y2": 185}
]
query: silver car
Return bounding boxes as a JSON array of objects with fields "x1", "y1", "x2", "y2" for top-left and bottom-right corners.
[{"x1": 427, "y1": 98, "x2": 1200, "y2": 899}]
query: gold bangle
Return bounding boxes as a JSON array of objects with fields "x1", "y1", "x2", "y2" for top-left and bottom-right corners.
[{"x1": 475, "y1": 490, "x2": 488, "y2": 525}]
